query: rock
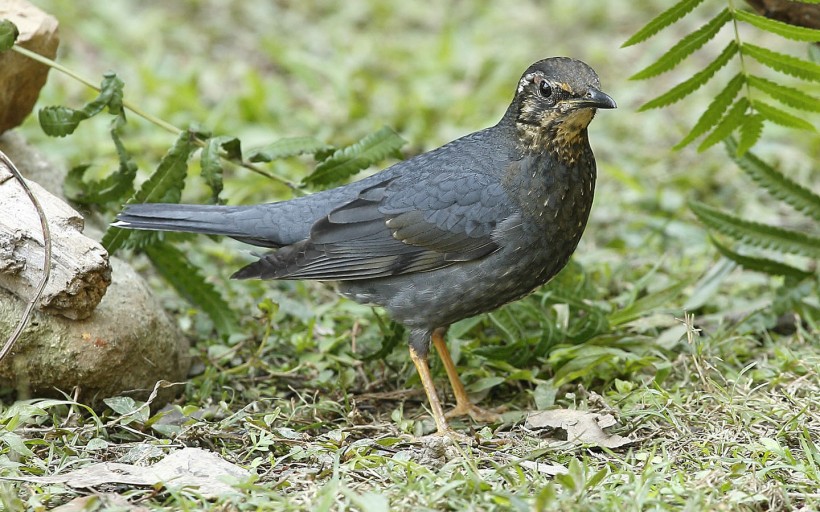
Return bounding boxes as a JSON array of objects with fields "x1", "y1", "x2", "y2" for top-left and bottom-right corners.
[
  {"x1": 0, "y1": 134, "x2": 189, "y2": 408},
  {"x1": 0, "y1": 0, "x2": 60, "y2": 133},
  {"x1": 0, "y1": 131, "x2": 67, "y2": 200},
  {"x1": 0, "y1": 257, "x2": 190, "y2": 407}
]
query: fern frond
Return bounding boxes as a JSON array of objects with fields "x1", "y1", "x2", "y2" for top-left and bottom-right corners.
[
  {"x1": 735, "y1": 9, "x2": 820, "y2": 42},
  {"x1": 742, "y1": 43, "x2": 820, "y2": 82},
  {"x1": 622, "y1": 0, "x2": 708, "y2": 47},
  {"x1": 303, "y1": 126, "x2": 405, "y2": 187},
  {"x1": 753, "y1": 100, "x2": 817, "y2": 130},
  {"x1": 748, "y1": 75, "x2": 820, "y2": 112},
  {"x1": 248, "y1": 136, "x2": 333, "y2": 162},
  {"x1": 725, "y1": 138, "x2": 820, "y2": 222},
  {"x1": 639, "y1": 41, "x2": 737, "y2": 111},
  {"x1": 736, "y1": 114, "x2": 763, "y2": 155},
  {"x1": 690, "y1": 200, "x2": 820, "y2": 258},
  {"x1": 103, "y1": 131, "x2": 197, "y2": 253},
  {"x1": 630, "y1": 8, "x2": 732, "y2": 80},
  {"x1": 698, "y1": 97, "x2": 749, "y2": 151},
  {"x1": 675, "y1": 73, "x2": 745, "y2": 149},
  {"x1": 710, "y1": 236, "x2": 813, "y2": 280}
]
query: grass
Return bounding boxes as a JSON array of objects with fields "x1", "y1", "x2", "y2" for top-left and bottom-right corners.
[{"x1": 2, "y1": 0, "x2": 819, "y2": 510}]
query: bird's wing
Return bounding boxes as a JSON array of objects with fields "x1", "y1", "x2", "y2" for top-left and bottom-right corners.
[{"x1": 232, "y1": 171, "x2": 517, "y2": 281}]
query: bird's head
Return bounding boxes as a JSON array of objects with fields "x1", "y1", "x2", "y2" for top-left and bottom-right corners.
[{"x1": 508, "y1": 57, "x2": 616, "y2": 155}]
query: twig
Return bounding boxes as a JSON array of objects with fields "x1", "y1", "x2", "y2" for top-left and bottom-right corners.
[
  {"x1": 0, "y1": 151, "x2": 52, "y2": 363},
  {"x1": 11, "y1": 44, "x2": 301, "y2": 192}
]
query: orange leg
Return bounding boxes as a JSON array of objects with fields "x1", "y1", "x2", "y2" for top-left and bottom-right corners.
[
  {"x1": 408, "y1": 345, "x2": 451, "y2": 435},
  {"x1": 431, "y1": 328, "x2": 502, "y2": 423}
]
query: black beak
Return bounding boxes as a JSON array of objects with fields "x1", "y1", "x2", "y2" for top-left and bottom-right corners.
[{"x1": 575, "y1": 88, "x2": 617, "y2": 109}]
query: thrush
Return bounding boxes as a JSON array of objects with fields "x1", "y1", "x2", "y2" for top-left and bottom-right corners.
[{"x1": 114, "y1": 57, "x2": 615, "y2": 436}]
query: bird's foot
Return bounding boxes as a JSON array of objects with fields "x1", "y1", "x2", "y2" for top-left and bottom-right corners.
[{"x1": 445, "y1": 402, "x2": 506, "y2": 423}]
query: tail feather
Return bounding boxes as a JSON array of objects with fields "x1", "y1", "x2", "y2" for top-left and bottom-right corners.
[{"x1": 113, "y1": 203, "x2": 282, "y2": 248}]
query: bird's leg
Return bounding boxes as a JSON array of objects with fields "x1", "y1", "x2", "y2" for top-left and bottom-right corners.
[
  {"x1": 408, "y1": 345, "x2": 452, "y2": 435},
  {"x1": 432, "y1": 327, "x2": 503, "y2": 423}
]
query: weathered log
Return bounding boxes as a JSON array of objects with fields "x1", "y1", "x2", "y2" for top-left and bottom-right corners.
[{"x1": 0, "y1": 164, "x2": 111, "y2": 320}]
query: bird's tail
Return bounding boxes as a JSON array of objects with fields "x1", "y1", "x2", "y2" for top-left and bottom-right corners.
[{"x1": 113, "y1": 203, "x2": 280, "y2": 248}]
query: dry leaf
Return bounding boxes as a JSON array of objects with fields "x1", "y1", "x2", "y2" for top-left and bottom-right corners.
[
  {"x1": 518, "y1": 460, "x2": 569, "y2": 476},
  {"x1": 526, "y1": 409, "x2": 634, "y2": 449},
  {"x1": 7, "y1": 447, "x2": 250, "y2": 498}
]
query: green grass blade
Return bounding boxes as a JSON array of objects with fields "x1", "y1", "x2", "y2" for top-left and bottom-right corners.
[
  {"x1": 630, "y1": 8, "x2": 731, "y2": 80},
  {"x1": 675, "y1": 73, "x2": 745, "y2": 149},
  {"x1": 742, "y1": 43, "x2": 820, "y2": 82},
  {"x1": 690, "y1": 200, "x2": 820, "y2": 258},
  {"x1": 709, "y1": 236, "x2": 813, "y2": 280},
  {"x1": 303, "y1": 126, "x2": 406, "y2": 188},
  {"x1": 748, "y1": 75, "x2": 820, "y2": 112},
  {"x1": 144, "y1": 242, "x2": 239, "y2": 335},
  {"x1": 608, "y1": 281, "x2": 689, "y2": 326},
  {"x1": 753, "y1": 100, "x2": 817, "y2": 130},
  {"x1": 698, "y1": 97, "x2": 749, "y2": 151},
  {"x1": 735, "y1": 9, "x2": 820, "y2": 42},
  {"x1": 621, "y1": 0, "x2": 707, "y2": 47},
  {"x1": 725, "y1": 138, "x2": 820, "y2": 222},
  {"x1": 639, "y1": 41, "x2": 737, "y2": 110},
  {"x1": 735, "y1": 113, "x2": 763, "y2": 156}
]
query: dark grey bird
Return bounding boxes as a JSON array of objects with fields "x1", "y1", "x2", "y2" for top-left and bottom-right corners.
[{"x1": 114, "y1": 57, "x2": 616, "y2": 436}]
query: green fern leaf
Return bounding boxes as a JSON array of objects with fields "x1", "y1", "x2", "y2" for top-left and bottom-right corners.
[
  {"x1": 675, "y1": 73, "x2": 745, "y2": 149},
  {"x1": 103, "y1": 131, "x2": 197, "y2": 253},
  {"x1": 690, "y1": 200, "x2": 820, "y2": 258},
  {"x1": 0, "y1": 19, "x2": 18, "y2": 50},
  {"x1": 735, "y1": 114, "x2": 763, "y2": 156},
  {"x1": 38, "y1": 73, "x2": 125, "y2": 137},
  {"x1": 698, "y1": 97, "x2": 749, "y2": 151},
  {"x1": 639, "y1": 41, "x2": 737, "y2": 110},
  {"x1": 303, "y1": 126, "x2": 406, "y2": 188},
  {"x1": 748, "y1": 75, "x2": 820, "y2": 112},
  {"x1": 725, "y1": 138, "x2": 820, "y2": 222},
  {"x1": 622, "y1": 0, "x2": 708, "y2": 47},
  {"x1": 248, "y1": 136, "x2": 333, "y2": 162},
  {"x1": 201, "y1": 136, "x2": 241, "y2": 204},
  {"x1": 64, "y1": 126, "x2": 138, "y2": 205},
  {"x1": 735, "y1": 9, "x2": 820, "y2": 42},
  {"x1": 753, "y1": 100, "x2": 817, "y2": 130},
  {"x1": 630, "y1": 8, "x2": 732, "y2": 80},
  {"x1": 710, "y1": 237, "x2": 813, "y2": 280},
  {"x1": 742, "y1": 43, "x2": 820, "y2": 82},
  {"x1": 144, "y1": 242, "x2": 239, "y2": 335}
]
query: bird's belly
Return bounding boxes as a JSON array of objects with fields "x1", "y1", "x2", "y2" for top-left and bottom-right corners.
[{"x1": 338, "y1": 233, "x2": 578, "y2": 330}]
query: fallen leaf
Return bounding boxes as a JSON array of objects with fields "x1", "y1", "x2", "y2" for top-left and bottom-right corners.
[
  {"x1": 518, "y1": 460, "x2": 569, "y2": 476},
  {"x1": 6, "y1": 447, "x2": 250, "y2": 498},
  {"x1": 526, "y1": 409, "x2": 635, "y2": 449}
]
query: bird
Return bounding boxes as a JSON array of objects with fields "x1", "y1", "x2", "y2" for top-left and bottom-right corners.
[{"x1": 114, "y1": 57, "x2": 616, "y2": 437}]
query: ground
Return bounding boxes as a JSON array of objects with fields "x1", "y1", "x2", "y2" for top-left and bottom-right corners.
[{"x1": 2, "y1": 1, "x2": 819, "y2": 511}]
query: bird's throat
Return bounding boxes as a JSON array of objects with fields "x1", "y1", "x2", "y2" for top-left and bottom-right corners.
[{"x1": 516, "y1": 108, "x2": 595, "y2": 164}]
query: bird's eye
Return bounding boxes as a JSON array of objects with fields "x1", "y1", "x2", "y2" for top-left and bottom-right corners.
[{"x1": 538, "y1": 80, "x2": 553, "y2": 100}]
